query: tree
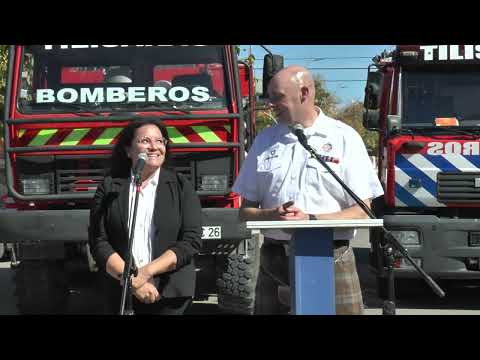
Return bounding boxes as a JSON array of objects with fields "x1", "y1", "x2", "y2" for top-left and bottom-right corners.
[
  {"x1": 336, "y1": 100, "x2": 378, "y2": 154},
  {"x1": 312, "y1": 74, "x2": 339, "y2": 118},
  {"x1": 0, "y1": 45, "x2": 8, "y2": 116},
  {"x1": 254, "y1": 74, "x2": 340, "y2": 134}
]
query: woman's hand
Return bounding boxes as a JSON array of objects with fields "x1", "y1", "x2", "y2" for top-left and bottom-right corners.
[
  {"x1": 133, "y1": 281, "x2": 161, "y2": 304},
  {"x1": 131, "y1": 266, "x2": 153, "y2": 290}
]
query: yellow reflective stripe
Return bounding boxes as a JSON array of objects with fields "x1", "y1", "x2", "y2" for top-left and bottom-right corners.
[
  {"x1": 60, "y1": 128, "x2": 90, "y2": 146},
  {"x1": 18, "y1": 129, "x2": 26, "y2": 138},
  {"x1": 192, "y1": 126, "x2": 222, "y2": 143},
  {"x1": 167, "y1": 127, "x2": 189, "y2": 144},
  {"x1": 29, "y1": 129, "x2": 57, "y2": 146},
  {"x1": 93, "y1": 128, "x2": 123, "y2": 145}
]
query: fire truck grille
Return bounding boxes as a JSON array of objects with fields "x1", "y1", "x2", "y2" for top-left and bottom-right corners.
[
  {"x1": 56, "y1": 169, "x2": 106, "y2": 194},
  {"x1": 437, "y1": 172, "x2": 480, "y2": 203},
  {"x1": 195, "y1": 175, "x2": 234, "y2": 190}
]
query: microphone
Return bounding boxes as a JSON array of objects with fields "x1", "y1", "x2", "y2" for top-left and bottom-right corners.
[
  {"x1": 289, "y1": 123, "x2": 340, "y2": 164},
  {"x1": 133, "y1": 153, "x2": 148, "y2": 184},
  {"x1": 291, "y1": 123, "x2": 309, "y2": 148}
]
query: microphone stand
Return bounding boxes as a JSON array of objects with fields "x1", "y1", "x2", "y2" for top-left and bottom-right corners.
[
  {"x1": 119, "y1": 176, "x2": 142, "y2": 315},
  {"x1": 295, "y1": 132, "x2": 445, "y2": 315}
]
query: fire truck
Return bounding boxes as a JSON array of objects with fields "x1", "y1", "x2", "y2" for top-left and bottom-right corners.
[
  {"x1": 0, "y1": 45, "x2": 283, "y2": 314},
  {"x1": 364, "y1": 45, "x2": 480, "y2": 297}
]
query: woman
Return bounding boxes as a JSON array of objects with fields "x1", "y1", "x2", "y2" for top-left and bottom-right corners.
[{"x1": 89, "y1": 119, "x2": 202, "y2": 315}]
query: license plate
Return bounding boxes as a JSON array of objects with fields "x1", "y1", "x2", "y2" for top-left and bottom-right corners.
[{"x1": 202, "y1": 226, "x2": 222, "y2": 239}]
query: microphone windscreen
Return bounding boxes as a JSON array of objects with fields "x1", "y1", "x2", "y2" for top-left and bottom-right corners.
[{"x1": 292, "y1": 123, "x2": 304, "y2": 132}]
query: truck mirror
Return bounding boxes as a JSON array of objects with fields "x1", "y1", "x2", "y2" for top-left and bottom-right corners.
[
  {"x1": 363, "y1": 70, "x2": 383, "y2": 110},
  {"x1": 262, "y1": 54, "x2": 284, "y2": 98},
  {"x1": 363, "y1": 108, "x2": 380, "y2": 130},
  {"x1": 362, "y1": 66, "x2": 384, "y2": 131},
  {"x1": 387, "y1": 115, "x2": 401, "y2": 133}
]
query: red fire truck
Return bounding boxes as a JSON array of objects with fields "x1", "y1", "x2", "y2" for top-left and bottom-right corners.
[
  {"x1": 0, "y1": 45, "x2": 283, "y2": 314},
  {"x1": 364, "y1": 45, "x2": 480, "y2": 297}
]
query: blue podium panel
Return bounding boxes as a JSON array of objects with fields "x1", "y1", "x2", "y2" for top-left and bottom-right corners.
[{"x1": 290, "y1": 228, "x2": 335, "y2": 315}]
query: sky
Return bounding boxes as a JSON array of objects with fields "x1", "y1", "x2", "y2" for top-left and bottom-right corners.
[{"x1": 239, "y1": 45, "x2": 395, "y2": 106}]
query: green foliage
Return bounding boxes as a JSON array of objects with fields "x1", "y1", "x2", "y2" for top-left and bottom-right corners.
[
  {"x1": 0, "y1": 45, "x2": 8, "y2": 116},
  {"x1": 336, "y1": 101, "x2": 378, "y2": 154},
  {"x1": 312, "y1": 74, "x2": 339, "y2": 118},
  {"x1": 256, "y1": 108, "x2": 276, "y2": 133}
]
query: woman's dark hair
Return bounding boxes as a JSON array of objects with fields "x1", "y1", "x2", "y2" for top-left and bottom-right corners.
[{"x1": 109, "y1": 118, "x2": 171, "y2": 178}]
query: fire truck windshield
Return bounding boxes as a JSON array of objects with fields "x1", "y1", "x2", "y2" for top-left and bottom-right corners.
[
  {"x1": 403, "y1": 70, "x2": 480, "y2": 127},
  {"x1": 17, "y1": 45, "x2": 229, "y2": 114}
]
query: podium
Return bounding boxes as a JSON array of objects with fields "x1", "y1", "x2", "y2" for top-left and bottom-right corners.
[{"x1": 246, "y1": 219, "x2": 383, "y2": 315}]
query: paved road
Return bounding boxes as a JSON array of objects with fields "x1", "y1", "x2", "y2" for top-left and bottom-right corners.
[
  {"x1": 0, "y1": 261, "x2": 16, "y2": 315},
  {"x1": 2, "y1": 229, "x2": 480, "y2": 315},
  {"x1": 353, "y1": 230, "x2": 480, "y2": 315}
]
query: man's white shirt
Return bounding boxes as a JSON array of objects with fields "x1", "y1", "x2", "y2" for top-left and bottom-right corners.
[
  {"x1": 127, "y1": 168, "x2": 160, "y2": 268},
  {"x1": 232, "y1": 107, "x2": 384, "y2": 241}
]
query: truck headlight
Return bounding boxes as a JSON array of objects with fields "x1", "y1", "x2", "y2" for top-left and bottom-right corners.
[
  {"x1": 199, "y1": 175, "x2": 228, "y2": 192},
  {"x1": 390, "y1": 230, "x2": 420, "y2": 246},
  {"x1": 20, "y1": 174, "x2": 53, "y2": 195}
]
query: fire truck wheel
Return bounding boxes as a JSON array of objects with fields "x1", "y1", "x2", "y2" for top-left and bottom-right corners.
[
  {"x1": 216, "y1": 238, "x2": 261, "y2": 315},
  {"x1": 13, "y1": 260, "x2": 68, "y2": 314}
]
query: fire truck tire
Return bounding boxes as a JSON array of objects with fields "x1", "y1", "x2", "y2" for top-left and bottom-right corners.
[
  {"x1": 13, "y1": 260, "x2": 68, "y2": 314},
  {"x1": 216, "y1": 238, "x2": 261, "y2": 315}
]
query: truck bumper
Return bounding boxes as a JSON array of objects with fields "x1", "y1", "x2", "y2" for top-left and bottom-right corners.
[
  {"x1": 0, "y1": 208, "x2": 250, "y2": 243},
  {"x1": 374, "y1": 214, "x2": 480, "y2": 280}
]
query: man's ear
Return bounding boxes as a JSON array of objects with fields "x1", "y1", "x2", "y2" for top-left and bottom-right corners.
[{"x1": 300, "y1": 86, "x2": 309, "y2": 103}]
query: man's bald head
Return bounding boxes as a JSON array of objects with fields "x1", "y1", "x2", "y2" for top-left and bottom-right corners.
[
  {"x1": 269, "y1": 66, "x2": 315, "y2": 94},
  {"x1": 267, "y1": 65, "x2": 318, "y2": 127}
]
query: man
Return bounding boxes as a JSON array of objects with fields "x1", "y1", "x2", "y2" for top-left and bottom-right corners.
[{"x1": 232, "y1": 66, "x2": 383, "y2": 315}]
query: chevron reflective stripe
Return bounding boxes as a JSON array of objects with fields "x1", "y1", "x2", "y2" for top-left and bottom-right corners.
[
  {"x1": 166, "y1": 125, "x2": 229, "y2": 144},
  {"x1": 166, "y1": 127, "x2": 189, "y2": 144},
  {"x1": 29, "y1": 129, "x2": 58, "y2": 146},
  {"x1": 17, "y1": 127, "x2": 123, "y2": 147},
  {"x1": 395, "y1": 165, "x2": 442, "y2": 207},
  {"x1": 15, "y1": 124, "x2": 231, "y2": 147},
  {"x1": 394, "y1": 153, "x2": 480, "y2": 207},
  {"x1": 191, "y1": 126, "x2": 222, "y2": 142},
  {"x1": 60, "y1": 128, "x2": 90, "y2": 146},
  {"x1": 92, "y1": 128, "x2": 123, "y2": 145}
]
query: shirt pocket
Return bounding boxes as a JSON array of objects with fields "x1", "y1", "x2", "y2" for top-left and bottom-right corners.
[
  {"x1": 306, "y1": 158, "x2": 344, "y2": 198},
  {"x1": 257, "y1": 151, "x2": 284, "y2": 197}
]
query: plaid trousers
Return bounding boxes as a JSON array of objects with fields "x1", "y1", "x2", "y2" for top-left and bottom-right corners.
[{"x1": 254, "y1": 241, "x2": 364, "y2": 315}]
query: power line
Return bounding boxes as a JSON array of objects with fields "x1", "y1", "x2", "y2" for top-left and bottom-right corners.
[
  {"x1": 284, "y1": 56, "x2": 372, "y2": 60},
  {"x1": 323, "y1": 80, "x2": 366, "y2": 82},
  {"x1": 254, "y1": 67, "x2": 367, "y2": 70}
]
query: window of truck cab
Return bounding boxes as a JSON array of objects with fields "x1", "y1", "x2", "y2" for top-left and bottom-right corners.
[
  {"x1": 17, "y1": 45, "x2": 229, "y2": 115},
  {"x1": 402, "y1": 65, "x2": 480, "y2": 127}
]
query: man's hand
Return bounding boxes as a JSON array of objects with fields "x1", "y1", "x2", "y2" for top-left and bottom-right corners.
[
  {"x1": 133, "y1": 281, "x2": 161, "y2": 304},
  {"x1": 276, "y1": 201, "x2": 309, "y2": 221}
]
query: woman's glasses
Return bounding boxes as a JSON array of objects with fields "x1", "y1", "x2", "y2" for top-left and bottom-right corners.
[{"x1": 137, "y1": 137, "x2": 167, "y2": 146}]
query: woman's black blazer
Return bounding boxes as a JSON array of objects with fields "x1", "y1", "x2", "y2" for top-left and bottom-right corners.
[{"x1": 89, "y1": 169, "x2": 203, "y2": 299}]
